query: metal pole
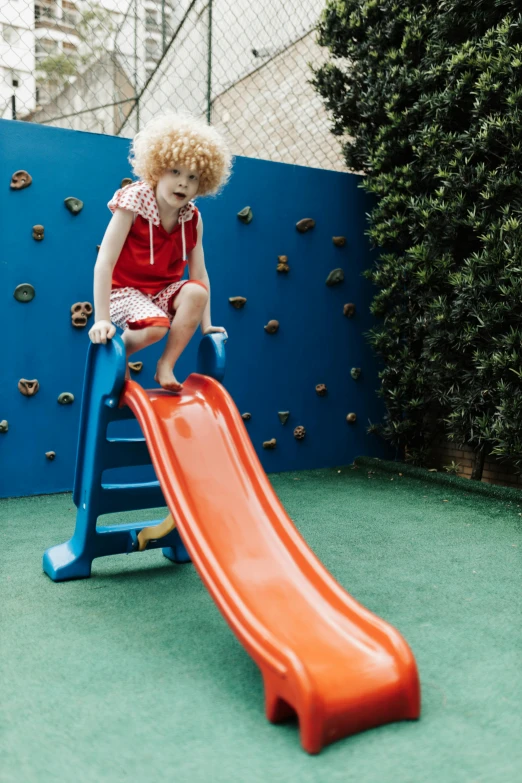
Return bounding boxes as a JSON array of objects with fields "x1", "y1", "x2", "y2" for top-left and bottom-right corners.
[
  {"x1": 206, "y1": 0, "x2": 212, "y2": 123},
  {"x1": 11, "y1": 94, "x2": 16, "y2": 120},
  {"x1": 161, "y1": 0, "x2": 166, "y2": 53},
  {"x1": 118, "y1": 0, "x2": 200, "y2": 135},
  {"x1": 134, "y1": 0, "x2": 140, "y2": 130}
]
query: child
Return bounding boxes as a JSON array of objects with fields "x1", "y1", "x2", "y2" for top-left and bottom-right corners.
[{"x1": 88, "y1": 112, "x2": 232, "y2": 391}]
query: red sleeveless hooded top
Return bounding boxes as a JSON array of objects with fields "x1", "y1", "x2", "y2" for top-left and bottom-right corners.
[{"x1": 107, "y1": 180, "x2": 199, "y2": 295}]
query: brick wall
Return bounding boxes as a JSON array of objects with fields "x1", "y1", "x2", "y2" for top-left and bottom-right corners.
[{"x1": 425, "y1": 436, "x2": 522, "y2": 490}]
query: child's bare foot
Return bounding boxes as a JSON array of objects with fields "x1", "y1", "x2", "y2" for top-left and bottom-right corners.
[{"x1": 154, "y1": 362, "x2": 183, "y2": 392}]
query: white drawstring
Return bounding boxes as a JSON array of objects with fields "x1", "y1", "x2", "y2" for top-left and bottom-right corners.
[{"x1": 149, "y1": 211, "x2": 187, "y2": 265}]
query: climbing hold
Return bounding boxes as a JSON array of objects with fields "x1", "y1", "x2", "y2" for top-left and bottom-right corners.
[
  {"x1": 343, "y1": 303, "x2": 356, "y2": 318},
  {"x1": 242, "y1": 413, "x2": 252, "y2": 421},
  {"x1": 332, "y1": 236, "x2": 346, "y2": 247},
  {"x1": 121, "y1": 177, "x2": 133, "y2": 188},
  {"x1": 71, "y1": 302, "x2": 93, "y2": 328},
  {"x1": 293, "y1": 426, "x2": 306, "y2": 441},
  {"x1": 351, "y1": 367, "x2": 361, "y2": 380},
  {"x1": 326, "y1": 268, "x2": 344, "y2": 286},
  {"x1": 0, "y1": 420, "x2": 8, "y2": 433},
  {"x1": 296, "y1": 218, "x2": 315, "y2": 233},
  {"x1": 278, "y1": 411, "x2": 290, "y2": 425},
  {"x1": 277, "y1": 255, "x2": 290, "y2": 273},
  {"x1": 229, "y1": 296, "x2": 247, "y2": 309},
  {"x1": 128, "y1": 361, "x2": 143, "y2": 373},
  {"x1": 237, "y1": 206, "x2": 253, "y2": 224},
  {"x1": 18, "y1": 379, "x2": 39, "y2": 397},
  {"x1": 96, "y1": 245, "x2": 101, "y2": 253},
  {"x1": 14, "y1": 283, "x2": 35, "y2": 303},
  {"x1": 263, "y1": 438, "x2": 277, "y2": 450},
  {"x1": 72, "y1": 312, "x2": 88, "y2": 328},
  {"x1": 315, "y1": 384, "x2": 327, "y2": 397},
  {"x1": 45, "y1": 451, "x2": 56, "y2": 461},
  {"x1": 32, "y1": 225, "x2": 44, "y2": 241},
  {"x1": 57, "y1": 392, "x2": 74, "y2": 405},
  {"x1": 264, "y1": 320, "x2": 279, "y2": 334},
  {"x1": 10, "y1": 170, "x2": 32, "y2": 190},
  {"x1": 64, "y1": 197, "x2": 84, "y2": 215},
  {"x1": 346, "y1": 413, "x2": 357, "y2": 424}
]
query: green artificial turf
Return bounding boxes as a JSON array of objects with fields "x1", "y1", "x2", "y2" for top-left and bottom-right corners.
[{"x1": 1, "y1": 459, "x2": 521, "y2": 783}]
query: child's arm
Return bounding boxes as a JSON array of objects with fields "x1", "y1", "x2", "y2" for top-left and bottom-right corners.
[
  {"x1": 187, "y1": 214, "x2": 225, "y2": 335},
  {"x1": 89, "y1": 209, "x2": 134, "y2": 344}
]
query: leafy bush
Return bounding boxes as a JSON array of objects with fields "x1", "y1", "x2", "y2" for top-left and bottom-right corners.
[{"x1": 312, "y1": 1, "x2": 522, "y2": 477}]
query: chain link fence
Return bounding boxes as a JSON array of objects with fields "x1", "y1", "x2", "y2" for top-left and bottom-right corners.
[{"x1": 0, "y1": 0, "x2": 346, "y2": 170}]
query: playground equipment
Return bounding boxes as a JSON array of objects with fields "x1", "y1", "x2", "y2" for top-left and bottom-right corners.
[{"x1": 43, "y1": 333, "x2": 420, "y2": 753}]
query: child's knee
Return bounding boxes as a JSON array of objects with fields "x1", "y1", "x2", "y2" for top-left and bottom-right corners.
[
  {"x1": 185, "y1": 284, "x2": 209, "y2": 308},
  {"x1": 124, "y1": 324, "x2": 168, "y2": 348},
  {"x1": 146, "y1": 325, "x2": 169, "y2": 341}
]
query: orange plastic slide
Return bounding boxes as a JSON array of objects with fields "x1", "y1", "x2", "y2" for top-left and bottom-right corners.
[{"x1": 121, "y1": 374, "x2": 420, "y2": 753}]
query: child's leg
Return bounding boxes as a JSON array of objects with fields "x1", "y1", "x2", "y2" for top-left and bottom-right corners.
[
  {"x1": 154, "y1": 283, "x2": 209, "y2": 391},
  {"x1": 110, "y1": 288, "x2": 170, "y2": 378},
  {"x1": 122, "y1": 326, "x2": 169, "y2": 358},
  {"x1": 122, "y1": 326, "x2": 168, "y2": 378}
]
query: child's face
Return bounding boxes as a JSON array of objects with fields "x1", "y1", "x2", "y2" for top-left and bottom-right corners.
[{"x1": 156, "y1": 164, "x2": 199, "y2": 209}]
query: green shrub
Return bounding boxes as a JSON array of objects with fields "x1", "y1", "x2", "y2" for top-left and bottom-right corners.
[{"x1": 312, "y1": 1, "x2": 522, "y2": 477}]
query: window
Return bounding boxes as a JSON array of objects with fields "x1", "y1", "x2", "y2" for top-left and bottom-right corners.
[
  {"x1": 62, "y1": 11, "x2": 79, "y2": 26},
  {"x1": 145, "y1": 12, "x2": 158, "y2": 30},
  {"x1": 2, "y1": 26, "x2": 20, "y2": 46},
  {"x1": 35, "y1": 37, "x2": 60, "y2": 57},
  {"x1": 35, "y1": 4, "x2": 57, "y2": 22},
  {"x1": 6, "y1": 70, "x2": 21, "y2": 89},
  {"x1": 145, "y1": 38, "x2": 159, "y2": 60}
]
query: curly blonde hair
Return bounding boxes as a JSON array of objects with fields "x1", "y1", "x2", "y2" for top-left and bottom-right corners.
[{"x1": 129, "y1": 112, "x2": 232, "y2": 196}]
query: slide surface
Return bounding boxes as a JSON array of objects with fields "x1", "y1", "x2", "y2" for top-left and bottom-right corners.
[{"x1": 121, "y1": 374, "x2": 420, "y2": 753}]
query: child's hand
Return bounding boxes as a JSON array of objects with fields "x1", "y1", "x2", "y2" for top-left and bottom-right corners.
[
  {"x1": 202, "y1": 325, "x2": 226, "y2": 335},
  {"x1": 89, "y1": 320, "x2": 116, "y2": 344}
]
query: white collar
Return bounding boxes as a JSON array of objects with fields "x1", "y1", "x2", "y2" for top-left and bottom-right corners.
[{"x1": 120, "y1": 180, "x2": 196, "y2": 227}]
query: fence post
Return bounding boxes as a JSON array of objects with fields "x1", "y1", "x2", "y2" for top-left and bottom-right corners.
[{"x1": 206, "y1": 0, "x2": 213, "y2": 123}]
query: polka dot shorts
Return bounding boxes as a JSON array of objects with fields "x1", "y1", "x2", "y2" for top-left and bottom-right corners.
[{"x1": 110, "y1": 280, "x2": 207, "y2": 331}]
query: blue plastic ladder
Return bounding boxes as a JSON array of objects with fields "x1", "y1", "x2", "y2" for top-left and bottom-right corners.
[{"x1": 43, "y1": 332, "x2": 227, "y2": 581}]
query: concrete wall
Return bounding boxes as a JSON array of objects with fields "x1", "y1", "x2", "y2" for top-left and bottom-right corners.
[
  {"x1": 1, "y1": 118, "x2": 392, "y2": 498},
  {"x1": 120, "y1": 0, "x2": 329, "y2": 145},
  {"x1": 25, "y1": 52, "x2": 135, "y2": 133},
  {"x1": 212, "y1": 31, "x2": 346, "y2": 172}
]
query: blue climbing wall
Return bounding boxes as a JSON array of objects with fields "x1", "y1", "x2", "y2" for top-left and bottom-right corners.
[{"x1": 0, "y1": 118, "x2": 393, "y2": 499}]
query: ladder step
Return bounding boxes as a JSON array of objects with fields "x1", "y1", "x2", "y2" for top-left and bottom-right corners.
[
  {"x1": 101, "y1": 480, "x2": 160, "y2": 490},
  {"x1": 107, "y1": 437, "x2": 146, "y2": 443},
  {"x1": 105, "y1": 437, "x2": 150, "y2": 468},
  {"x1": 105, "y1": 404, "x2": 135, "y2": 421},
  {"x1": 100, "y1": 481, "x2": 164, "y2": 513}
]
